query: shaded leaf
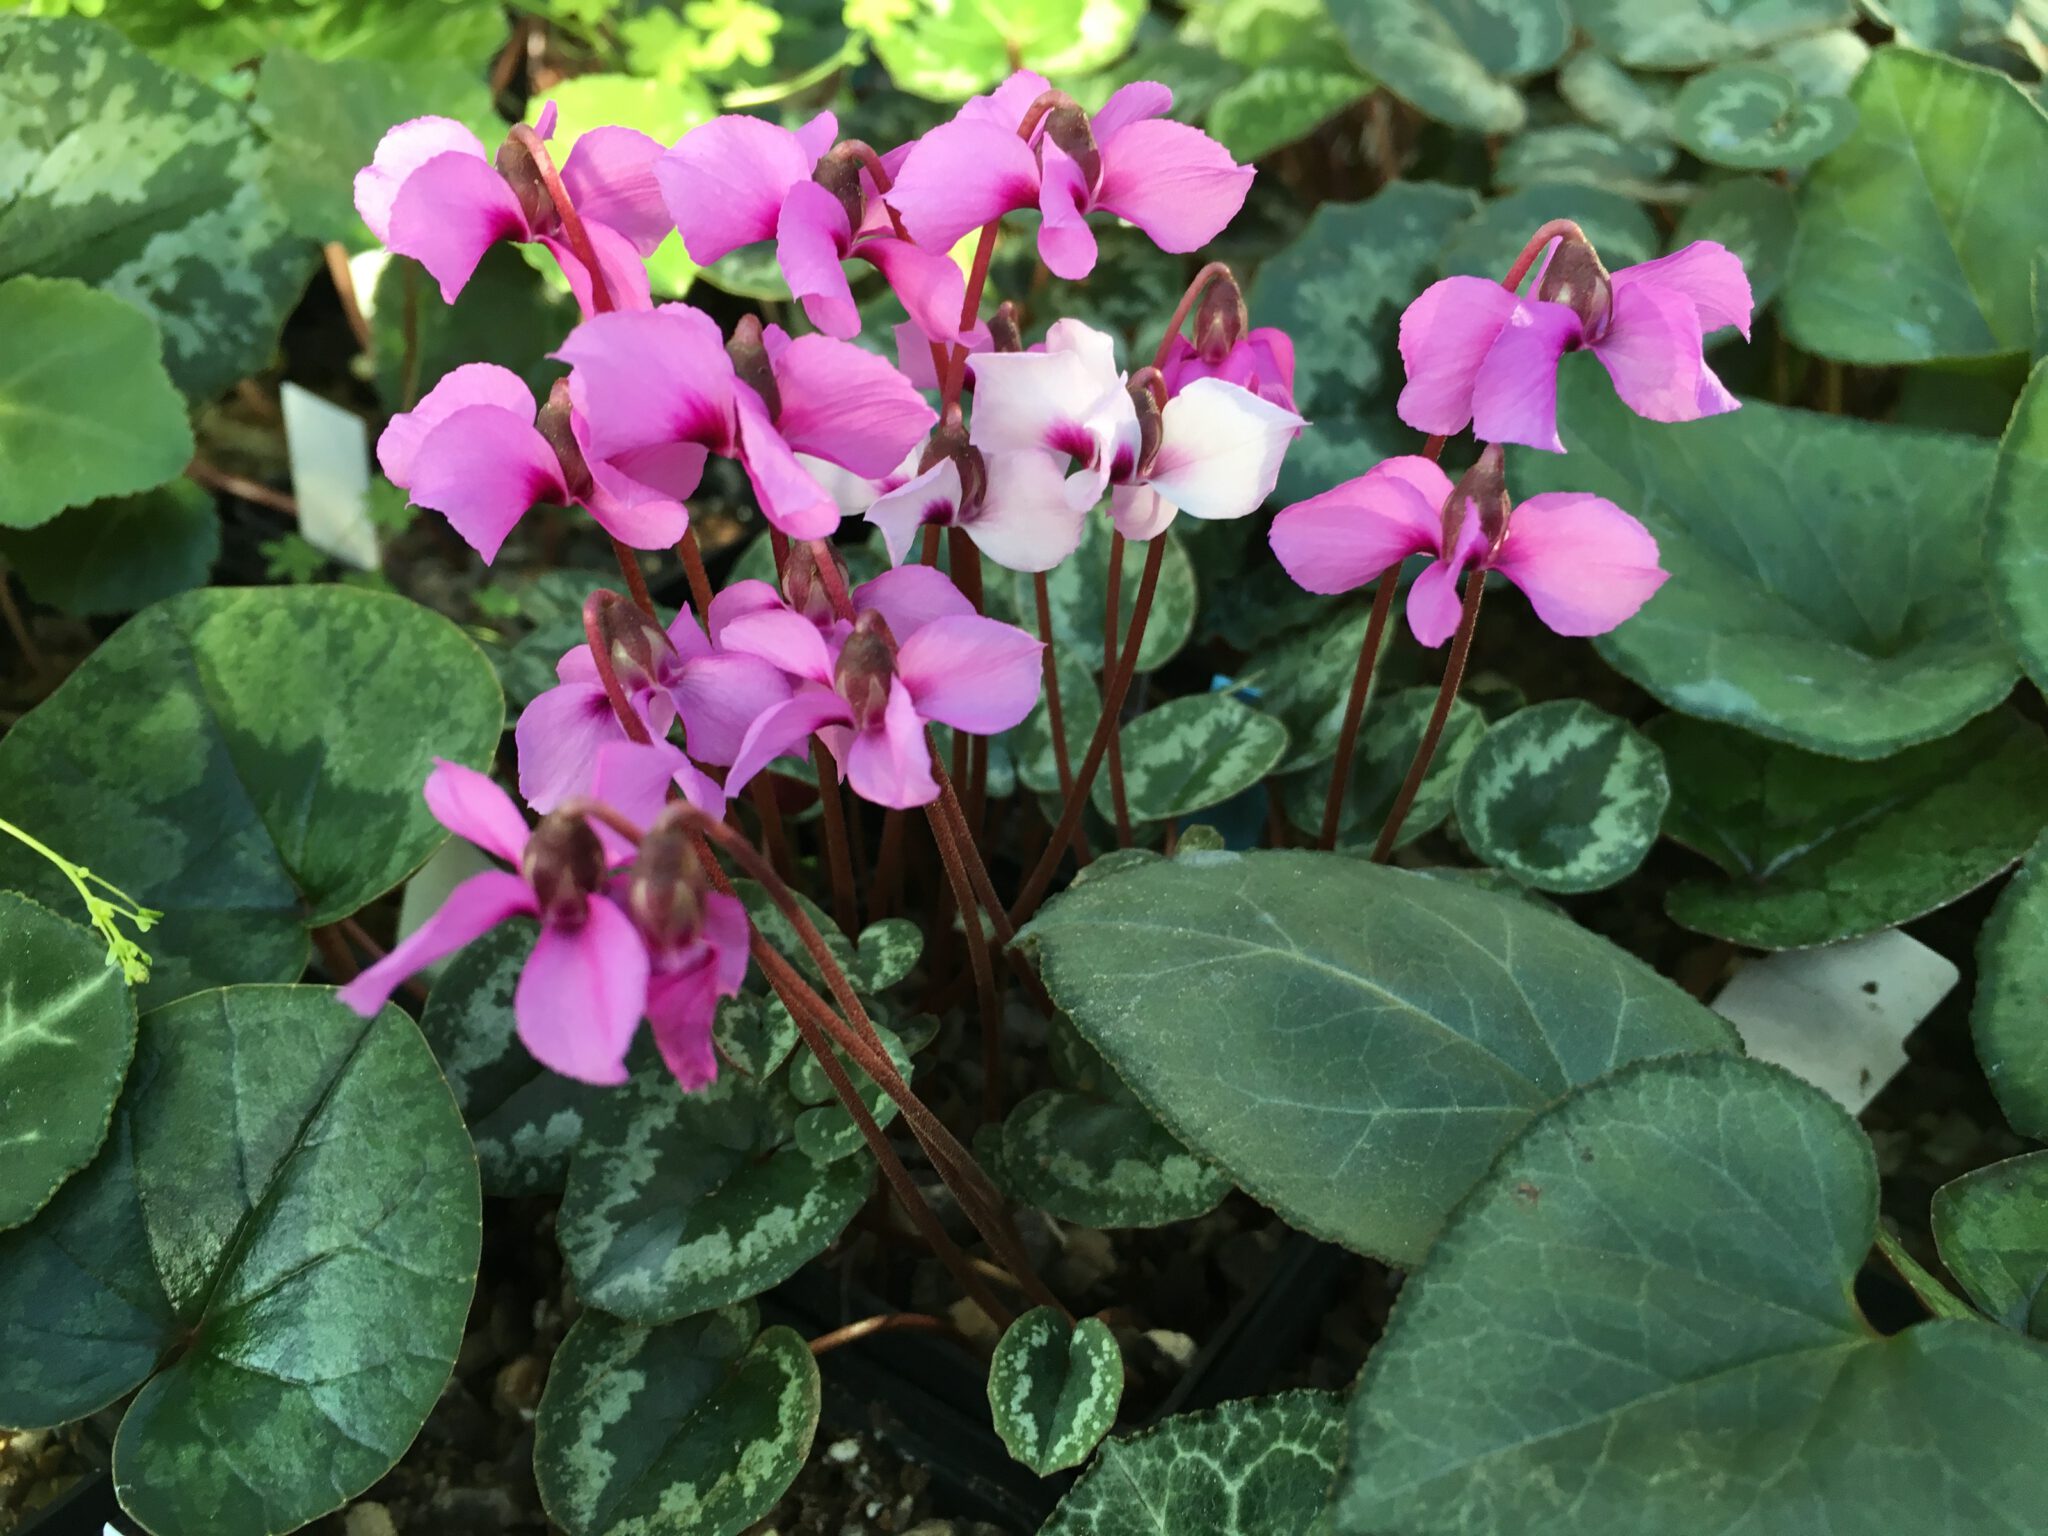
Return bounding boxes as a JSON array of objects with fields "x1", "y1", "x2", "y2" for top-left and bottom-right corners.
[
  {"x1": 0, "y1": 479, "x2": 216, "y2": 615},
  {"x1": 987, "y1": 1307, "x2": 1123, "y2": 1475},
  {"x1": 1675, "y1": 176, "x2": 1798, "y2": 311},
  {"x1": 1280, "y1": 685, "x2": 1485, "y2": 849},
  {"x1": 1019, "y1": 518, "x2": 1197, "y2": 676},
  {"x1": 1440, "y1": 183, "x2": 1657, "y2": 279},
  {"x1": 1932, "y1": 1153, "x2": 2048, "y2": 1336},
  {"x1": 1096, "y1": 694, "x2": 1289, "y2": 824},
  {"x1": 999, "y1": 1087, "x2": 1232, "y2": 1229},
  {"x1": 1671, "y1": 64, "x2": 1857, "y2": 170},
  {"x1": 1988, "y1": 356, "x2": 2048, "y2": 694},
  {"x1": 1326, "y1": 0, "x2": 1570, "y2": 132},
  {"x1": 1975, "y1": 831, "x2": 2048, "y2": 1140},
  {"x1": 1208, "y1": 63, "x2": 1373, "y2": 161}
]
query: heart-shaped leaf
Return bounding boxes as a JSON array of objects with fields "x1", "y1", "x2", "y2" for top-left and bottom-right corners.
[
  {"x1": 534, "y1": 1305, "x2": 819, "y2": 1536},
  {"x1": 1042, "y1": 1389, "x2": 1345, "y2": 1535},
  {"x1": 1783, "y1": 47, "x2": 2048, "y2": 364},
  {"x1": 0, "y1": 16, "x2": 317, "y2": 398},
  {"x1": 850, "y1": 918, "x2": 923, "y2": 993},
  {"x1": 1325, "y1": 0, "x2": 1570, "y2": 133},
  {"x1": 1455, "y1": 701, "x2": 1669, "y2": 894},
  {"x1": 557, "y1": 1060, "x2": 870, "y2": 1324},
  {"x1": 1515, "y1": 360, "x2": 2013, "y2": 758},
  {"x1": 1988, "y1": 357, "x2": 2048, "y2": 694},
  {"x1": 1095, "y1": 694, "x2": 1289, "y2": 824},
  {"x1": 788, "y1": 1018, "x2": 912, "y2": 1165},
  {"x1": 0, "y1": 586, "x2": 505, "y2": 1006},
  {"x1": 1654, "y1": 709, "x2": 2048, "y2": 948},
  {"x1": 714, "y1": 993, "x2": 799, "y2": 1080},
  {"x1": 0, "y1": 278, "x2": 193, "y2": 530},
  {"x1": 1572, "y1": 0, "x2": 1853, "y2": 69},
  {"x1": 1671, "y1": 63, "x2": 1857, "y2": 169},
  {"x1": 1335, "y1": 1054, "x2": 2048, "y2": 1533},
  {"x1": 1496, "y1": 126, "x2": 1677, "y2": 195},
  {"x1": 1933, "y1": 1153, "x2": 2048, "y2": 1336},
  {"x1": 1019, "y1": 851, "x2": 1736, "y2": 1265},
  {"x1": 987, "y1": 1306, "x2": 1124, "y2": 1475},
  {"x1": 1975, "y1": 832, "x2": 2048, "y2": 1140},
  {"x1": 0, "y1": 986, "x2": 479, "y2": 1536},
  {"x1": 1018, "y1": 518, "x2": 1197, "y2": 676},
  {"x1": 999, "y1": 1079, "x2": 1232, "y2": 1230},
  {"x1": 1280, "y1": 686, "x2": 1486, "y2": 850},
  {"x1": 1674, "y1": 176, "x2": 1798, "y2": 311},
  {"x1": 1439, "y1": 183, "x2": 1657, "y2": 280},
  {"x1": 0, "y1": 892, "x2": 136, "y2": 1232},
  {"x1": 419, "y1": 920, "x2": 605, "y2": 1198},
  {"x1": 0, "y1": 479, "x2": 217, "y2": 616},
  {"x1": 1557, "y1": 51, "x2": 1675, "y2": 143}
]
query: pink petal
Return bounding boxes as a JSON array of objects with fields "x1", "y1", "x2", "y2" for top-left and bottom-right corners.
[
  {"x1": 560, "y1": 126, "x2": 672, "y2": 255},
  {"x1": 858, "y1": 235, "x2": 972, "y2": 346},
  {"x1": 885, "y1": 119, "x2": 1041, "y2": 255},
  {"x1": 845, "y1": 678, "x2": 940, "y2": 809},
  {"x1": 770, "y1": 334, "x2": 938, "y2": 479},
  {"x1": 386, "y1": 152, "x2": 529, "y2": 303},
  {"x1": 1396, "y1": 277, "x2": 1521, "y2": 437},
  {"x1": 1268, "y1": 455, "x2": 1448, "y2": 595},
  {"x1": 775, "y1": 180, "x2": 859, "y2": 338},
  {"x1": 728, "y1": 689, "x2": 853, "y2": 792},
  {"x1": 647, "y1": 960, "x2": 721, "y2": 1091},
  {"x1": 1492, "y1": 491, "x2": 1668, "y2": 637},
  {"x1": 673, "y1": 652, "x2": 794, "y2": 765},
  {"x1": 595, "y1": 436, "x2": 712, "y2": 505},
  {"x1": 795, "y1": 109, "x2": 839, "y2": 163},
  {"x1": 717, "y1": 608, "x2": 837, "y2": 685},
  {"x1": 354, "y1": 117, "x2": 490, "y2": 246},
  {"x1": 587, "y1": 739, "x2": 686, "y2": 852},
  {"x1": 1037, "y1": 139, "x2": 1099, "y2": 280},
  {"x1": 734, "y1": 387, "x2": 840, "y2": 538},
  {"x1": 1590, "y1": 279, "x2": 1707, "y2": 425},
  {"x1": 706, "y1": 579, "x2": 786, "y2": 644},
  {"x1": 853, "y1": 563, "x2": 975, "y2": 640},
  {"x1": 1470, "y1": 299, "x2": 1582, "y2": 453},
  {"x1": 407, "y1": 406, "x2": 566, "y2": 563},
  {"x1": 558, "y1": 307, "x2": 735, "y2": 462},
  {"x1": 1144, "y1": 378, "x2": 1304, "y2": 522},
  {"x1": 1091, "y1": 81, "x2": 1173, "y2": 141},
  {"x1": 704, "y1": 889, "x2": 752, "y2": 995},
  {"x1": 658, "y1": 115, "x2": 816, "y2": 264},
  {"x1": 1616, "y1": 240, "x2": 1752, "y2": 339},
  {"x1": 337, "y1": 870, "x2": 535, "y2": 1016},
  {"x1": 866, "y1": 459, "x2": 962, "y2": 568},
  {"x1": 578, "y1": 466, "x2": 691, "y2": 549},
  {"x1": 1093, "y1": 118, "x2": 1252, "y2": 255},
  {"x1": 377, "y1": 363, "x2": 535, "y2": 488},
  {"x1": 545, "y1": 223, "x2": 654, "y2": 319},
  {"x1": 673, "y1": 757, "x2": 729, "y2": 821},
  {"x1": 517, "y1": 682, "x2": 633, "y2": 815},
  {"x1": 516, "y1": 896, "x2": 649, "y2": 1086},
  {"x1": 962, "y1": 70, "x2": 1054, "y2": 130},
  {"x1": 1405, "y1": 519, "x2": 1487, "y2": 648},
  {"x1": 895, "y1": 321, "x2": 949, "y2": 389},
  {"x1": 897, "y1": 615, "x2": 1043, "y2": 735},
  {"x1": 966, "y1": 449, "x2": 1087, "y2": 573},
  {"x1": 425, "y1": 759, "x2": 533, "y2": 864},
  {"x1": 1696, "y1": 360, "x2": 1740, "y2": 418},
  {"x1": 533, "y1": 101, "x2": 559, "y2": 140}
]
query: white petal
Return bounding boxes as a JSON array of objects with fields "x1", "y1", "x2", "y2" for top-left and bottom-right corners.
[
  {"x1": 967, "y1": 450, "x2": 1089, "y2": 572},
  {"x1": 1144, "y1": 378, "x2": 1304, "y2": 522}
]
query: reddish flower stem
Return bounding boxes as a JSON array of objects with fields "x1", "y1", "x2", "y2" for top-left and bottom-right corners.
[
  {"x1": 507, "y1": 123, "x2": 616, "y2": 316},
  {"x1": 675, "y1": 524, "x2": 716, "y2": 618},
  {"x1": 811, "y1": 739, "x2": 860, "y2": 937},
  {"x1": 1150, "y1": 260, "x2": 1236, "y2": 370},
  {"x1": 924, "y1": 780, "x2": 1006, "y2": 1124},
  {"x1": 1029, "y1": 571, "x2": 1091, "y2": 862},
  {"x1": 808, "y1": 1312, "x2": 966, "y2": 1356},
  {"x1": 609, "y1": 539, "x2": 657, "y2": 618},
  {"x1": 1500, "y1": 219, "x2": 1585, "y2": 294},
  {"x1": 808, "y1": 536, "x2": 858, "y2": 620},
  {"x1": 1371, "y1": 569, "x2": 1485, "y2": 862},
  {"x1": 1101, "y1": 530, "x2": 1135, "y2": 846},
  {"x1": 580, "y1": 590, "x2": 655, "y2": 746}
]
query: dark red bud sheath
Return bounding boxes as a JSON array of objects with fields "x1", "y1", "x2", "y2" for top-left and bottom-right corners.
[
  {"x1": 989, "y1": 301, "x2": 1025, "y2": 354},
  {"x1": 593, "y1": 590, "x2": 677, "y2": 695},
  {"x1": 522, "y1": 812, "x2": 607, "y2": 928},
  {"x1": 1193, "y1": 269, "x2": 1248, "y2": 365},
  {"x1": 627, "y1": 809, "x2": 707, "y2": 949},
  {"x1": 1440, "y1": 443, "x2": 1512, "y2": 559},
  {"x1": 726, "y1": 314, "x2": 781, "y2": 419},
  {"x1": 1125, "y1": 370, "x2": 1166, "y2": 479},
  {"x1": 835, "y1": 611, "x2": 897, "y2": 731},
  {"x1": 781, "y1": 539, "x2": 851, "y2": 627},
  {"x1": 534, "y1": 377, "x2": 593, "y2": 501},
  {"x1": 1042, "y1": 104, "x2": 1103, "y2": 188},
  {"x1": 811, "y1": 146, "x2": 869, "y2": 235},
  {"x1": 1535, "y1": 233, "x2": 1613, "y2": 342},
  {"x1": 493, "y1": 135, "x2": 556, "y2": 231}
]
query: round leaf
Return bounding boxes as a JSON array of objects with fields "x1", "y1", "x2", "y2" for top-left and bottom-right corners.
[
  {"x1": 1455, "y1": 701, "x2": 1669, "y2": 894},
  {"x1": 1096, "y1": 694, "x2": 1289, "y2": 824},
  {"x1": 1325, "y1": 0, "x2": 1570, "y2": 133},
  {"x1": 1336, "y1": 1054, "x2": 2048, "y2": 1533},
  {"x1": 1515, "y1": 358, "x2": 2014, "y2": 758},
  {"x1": 0, "y1": 479, "x2": 217, "y2": 616},
  {"x1": 1280, "y1": 685, "x2": 1486, "y2": 849},
  {"x1": 871, "y1": 0, "x2": 1143, "y2": 100},
  {"x1": 999, "y1": 1087, "x2": 1232, "y2": 1229},
  {"x1": 1671, "y1": 64, "x2": 1856, "y2": 169},
  {"x1": 1573, "y1": 0, "x2": 1854, "y2": 69},
  {"x1": 0, "y1": 277, "x2": 193, "y2": 529},
  {"x1": 1207, "y1": 63, "x2": 1373, "y2": 161},
  {"x1": 1655, "y1": 709, "x2": 2048, "y2": 948},
  {"x1": 420, "y1": 920, "x2": 605, "y2": 1198},
  {"x1": 987, "y1": 1307, "x2": 1124, "y2": 1475},
  {"x1": 1042, "y1": 1390, "x2": 1345, "y2": 1535},
  {"x1": 1496, "y1": 126, "x2": 1677, "y2": 195},
  {"x1": 535, "y1": 1306, "x2": 819, "y2": 1536},
  {"x1": 1674, "y1": 176, "x2": 1798, "y2": 312},
  {"x1": 0, "y1": 585, "x2": 505, "y2": 1006},
  {"x1": 1021, "y1": 518, "x2": 1196, "y2": 676},
  {"x1": 1556, "y1": 51, "x2": 1675, "y2": 143},
  {"x1": 1019, "y1": 851, "x2": 1737, "y2": 1265},
  {"x1": 1932, "y1": 1153, "x2": 2048, "y2": 1336},
  {"x1": 0, "y1": 986, "x2": 479, "y2": 1536},
  {"x1": 1988, "y1": 357, "x2": 2048, "y2": 694},
  {"x1": 1440, "y1": 184, "x2": 1657, "y2": 280},
  {"x1": 1975, "y1": 831, "x2": 2048, "y2": 1140},
  {"x1": 558, "y1": 1063, "x2": 870, "y2": 1323},
  {"x1": 0, "y1": 892, "x2": 136, "y2": 1232},
  {"x1": 1783, "y1": 47, "x2": 2048, "y2": 364}
]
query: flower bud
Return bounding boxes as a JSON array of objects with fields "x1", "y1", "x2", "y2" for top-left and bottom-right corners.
[
  {"x1": 1440, "y1": 443, "x2": 1512, "y2": 560},
  {"x1": 626, "y1": 809, "x2": 707, "y2": 951},
  {"x1": 989, "y1": 302, "x2": 1025, "y2": 354},
  {"x1": 493, "y1": 135, "x2": 556, "y2": 232},
  {"x1": 917, "y1": 420, "x2": 985, "y2": 518},
  {"x1": 726, "y1": 315, "x2": 781, "y2": 420},
  {"x1": 1125, "y1": 368, "x2": 1167, "y2": 480},
  {"x1": 522, "y1": 812, "x2": 606, "y2": 928},
  {"x1": 595, "y1": 590, "x2": 678, "y2": 695},
  {"x1": 1535, "y1": 233, "x2": 1613, "y2": 342},
  {"x1": 781, "y1": 539, "x2": 851, "y2": 627},
  {"x1": 1042, "y1": 104, "x2": 1102, "y2": 188},
  {"x1": 834, "y1": 611, "x2": 897, "y2": 731},
  {"x1": 534, "y1": 377, "x2": 593, "y2": 501},
  {"x1": 811, "y1": 146, "x2": 868, "y2": 236},
  {"x1": 1193, "y1": 270, "x2": 1248, "y2": 366}
]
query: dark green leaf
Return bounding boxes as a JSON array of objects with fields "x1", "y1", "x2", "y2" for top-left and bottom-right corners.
[
  {"x1": 1096, "y1": 694, "x2": 1289, "y2": 824},
  {"x1": 1326, "y1": 0, "x2": 1570, "y2": 132},
  {"x1": 1208, "y1": 63, "x2": 1373, "y2": 161},
  {"x1": 1675, "y1": 176, "x2": 1798, "y2": 311},
  {"x1": 999, "y1": 1087, "x2": 1232, "y2": 1229},
  {"x1": 1988, "y1": 356, "x2": 2048, "y2": 693},
  {"x1": 1671, "y1": 64, "x2": 1857, "y2": 169},
  {"x1": 1440, "y1": 183, "x2": 1658, "y2": 279},
  {"x1": 1280, "y1": 685, "x2": 1485, "y2": 849},
  {"x1": 1496, "y1": 126, "x2": 1677, "y2": 196},
  {"x1": 1019, "y1": 518, "x2": 1196, "y2": 676},
  {"x1": 0, "y1": 479, "x2": 216, "y2": 614},
  {"x1": 1975, "y1": 831, "x2": 2048, "y2": 1140},
  {"x1": 372, "y1": 244, "x2": 574, "y2": 412},
  {"x1": 987, "y1": 1307, "x2": 1123, "y2": 1475},
  {"x1": 1932, "y1": 1153, "x2": 2048, "y2": 1335}
]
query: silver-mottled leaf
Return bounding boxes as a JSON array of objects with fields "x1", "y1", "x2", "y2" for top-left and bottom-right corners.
[
  {"x1": 1096, "y1": 694, "x2": 1289, "y2": 824},
  {"x1": 987, "y1": 1307, "x2": 1123, "y2": 1475}
]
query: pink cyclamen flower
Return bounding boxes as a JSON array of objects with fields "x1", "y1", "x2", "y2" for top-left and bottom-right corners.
[
  {"x1": 887, "y1": 74, "x2": 1253, "y2": 281},
  {"x1": 658, "y1": 111, "x2": 977, "y2": 347},
  {"x1": 1398, "y1": 237, "x2": 1752, "y2": 452},
  {"x1": 622, "y1": 808, "x2": 751, "y2": 1091},
  {"x1": 717, "y1": 566, "x2": 1043, "y2": 809},
  {"x1": 558, "y1": 306, "x2": 935, "y2": 539},
  {"x1": 338, "y1": 753, "x2": 672, "y2": 1085},
  {"x1": 1268, "y1": 446, "x2": 1667, "y2": 646},
  {"x1": 378, "y1": 363, "x2": 689, "y2": 561},
  {"x1": 354, "y1": 102, "x2": 669, "y2": 312},
  {"x1": 1159, "y1": 327, "x2": 1297, "y2": 413}
]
